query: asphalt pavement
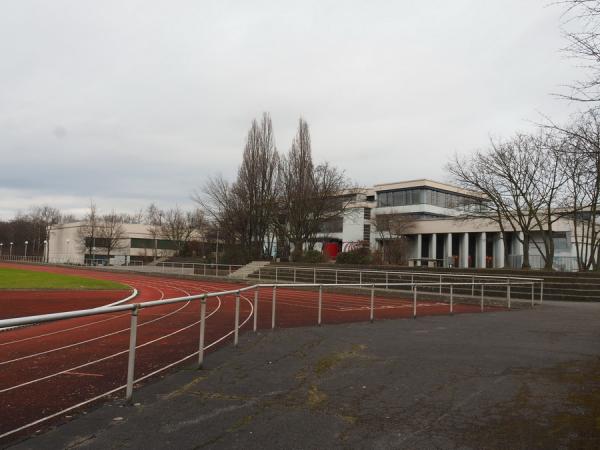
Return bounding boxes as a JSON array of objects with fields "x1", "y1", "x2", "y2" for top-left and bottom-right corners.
[{"x1": 9, "y1": 301, "x2": 600, "y2": 450}]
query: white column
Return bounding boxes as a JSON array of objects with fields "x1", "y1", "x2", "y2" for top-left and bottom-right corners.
[
  {"x1": 429, "y1": 233, "x2": 437, "y2": 259},
  {"x1": 460, "y1": 233, "x2": 469, "y2": 268},
  {"x1": 446, "y1": 233, "x2": 452, "y2": 267},
  {"x1": 477, "y1": 232, "x2": 486, "y2": 268},
  {"x1": 494, "y1": 233, "x2": 505, "y2": 268},
  {"x1": 514, "y1": 232, "x2": 524, "y2": 255},
  {"x1": 415, "y1": 234, "x2": 422, "y2": 266}
]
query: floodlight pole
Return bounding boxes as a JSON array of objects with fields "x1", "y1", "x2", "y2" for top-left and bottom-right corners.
[{"x1": 24, "y1": 240, "x2": 28, "y2": 258}]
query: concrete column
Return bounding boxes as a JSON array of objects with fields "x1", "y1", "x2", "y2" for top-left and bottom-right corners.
[
  {"x1": 460, "y1": 233, "x2": 469, "y2": 268},
  {"x1": 429, "y1": 233, "x2": 437, "y2": 259},
  {"x1": 476, "y1": 232, "x2": 486, "y2": 268},
  {"x1": 446, "y1": 233, "x2": 452, "y2": 267},
  {"x1": 514, "y1": 232, "x2": 524, "y2": 255},
  {"x1": 494, "y1": 233, "x2": 505, "y2": 268},
  {"x1": 415, "y1": 234, "x2": 422, "y2": 266}
]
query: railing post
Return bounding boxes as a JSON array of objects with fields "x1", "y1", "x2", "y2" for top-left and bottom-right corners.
[
  {"x1": 271, "y1": 285, "x2": 277, "y2": 329},
  {"x1": 450, "y1": 284, "x2": 454, "y2": 314},
  {"x1": 540, "y1": 280, "x2": 544, "y2": 304},
  {"x1": 234, "y1": 291, "x2": 240, "y2": 346},
  {"x1": 480, "y1": 284, "x2": 484, "y2": 312},
  {"x1": 507, "y1": 279, "x2": 511, "y2": 309},
  {"x1": 204, "y1": 264, "x2": 207, "y2": 276},
  {"x1": 313, "y1": 267, "x2": 316, "y2": 284},
  {"x1": 386, "y1": 272, "x2": 389, "y2": 289},
  {"x1": 471, "y1": 275, "x2": 475, "y2": 296},
  {"x1": 275, "y1": 267, "x2": 278, "y2": 282},
  {"x1": 318, "y1": 285, "x2": 323, "y2": 326},
  {"x1": 531, "y1": 282, "x2": 535, "y2": 308},
  {"x1": 294, "y1": 267, "x2": 297, "y2": 283},
  {"x1": 125, "y1": 304, "x2": 140, "y2": 403},
  {"x1": 370, "y1": 284, "x2": 375, "y2": 323},
  {"x1": 359, "y1": 271, "x2": 362, "y2": 286},
  {"x1": 439, "y1": 274, "x2": 442, "y2": 295},
  {"x1": 253, "y1": 287, "x2": 259, "y2": 332},
  {"x1": 198, "y1": 296, "x2": 206, "y2": 368},
  {"x1": 335, "y1": 270, "x2": 338, "y2": 284},
  {"x1": 413, "y1": 285, "x2": 417, "y2": 318}
]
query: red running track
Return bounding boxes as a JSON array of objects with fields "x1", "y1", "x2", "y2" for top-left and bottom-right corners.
[{"x1": 0, "y1": 263, "x2": 504, "y2": 445}]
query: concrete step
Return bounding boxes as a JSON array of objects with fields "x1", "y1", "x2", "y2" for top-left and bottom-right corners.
[{"x1": 228, "y1": 261, "x2": 271, "y2": 279}]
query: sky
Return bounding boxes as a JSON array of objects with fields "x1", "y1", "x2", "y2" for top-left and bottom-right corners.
[{"x1": 0, "y1": 0, "x2": 590, "y2": 219}]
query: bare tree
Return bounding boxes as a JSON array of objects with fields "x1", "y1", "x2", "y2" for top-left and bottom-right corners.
[
  {"x1": 277, "y1": 118, "x2": 353, "y2": 260},
  {"x1": 28, "y1": 205, "x2": 61, "y2": 255},
  {"x1": 233, "y1": 113, "x2": 280, "y2": 259},
  {"x1": 98, "y1": 211, "x2": 127, "y2": 262},
  {"x1": 548, "y1": 108, "x2": 600, "y2": 269},
  {"x1": 145, "y1": 203, "x2": 164, "y2": 260},
  {"x1": 195, "y1": 113, "x2": 280, "y2": 262},
  {"x1": 78, "y1": 201, "x2": 100, "y2": 261},
  {"x1": 372, "y1": 214, "x2": 414, "y2": 264},
  {"x1": 160, "y1": 206, "x2": 204, "y2": 256},
  {"x1": 558, "y1": 0, "x2": 600, "y2": 102},
  {"x1": 449, "y1": 131, "x2": 568, "y2": 270}
]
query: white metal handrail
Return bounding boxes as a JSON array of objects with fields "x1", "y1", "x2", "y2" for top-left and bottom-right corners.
[
  {"x1": 0, "y1": 277, "x2": 537, "y2": 440},
  {"x1": 256, "y1": 265, "x2": 544, "y2": 303}
]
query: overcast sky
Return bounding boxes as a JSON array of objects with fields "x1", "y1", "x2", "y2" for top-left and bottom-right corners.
[{"x1": 0, "y1": 0, "x2": 589, "y2": 219}]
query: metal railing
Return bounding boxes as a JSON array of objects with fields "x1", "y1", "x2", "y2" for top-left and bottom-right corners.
[
  {"x1": 255, "y1": 265, "x2": 544, "y2": 303},
  {"x1": 155, "y1": 262, "x2": 244, "y2": 276},
  {"x1": 0, "y1": 256, "x2": 44, "y2": 263},
  {"x1": 0, "y1": 276, "x2": 538, "y2": 440}
]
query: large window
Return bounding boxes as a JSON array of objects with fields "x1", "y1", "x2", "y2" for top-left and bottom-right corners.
[{"x1": 376, "y1": 187, "x2": 482, "y2": 211}]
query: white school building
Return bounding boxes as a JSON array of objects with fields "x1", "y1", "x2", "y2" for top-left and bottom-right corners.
[{"x1": 317, "y1": 179, "x2": 581, "y2": 271}]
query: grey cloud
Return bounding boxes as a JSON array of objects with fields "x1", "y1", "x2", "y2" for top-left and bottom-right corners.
[{"x1": 0, "y1": 0, "x2": 590, "y2": 218}]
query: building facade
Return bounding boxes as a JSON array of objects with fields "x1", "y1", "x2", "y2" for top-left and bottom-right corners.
[
  {"x1": 317, "y1": 179, "x2": 581, "y2": 271},
  {"x1": 47, "y1": 222, "x2": 181, "y2": 265}
]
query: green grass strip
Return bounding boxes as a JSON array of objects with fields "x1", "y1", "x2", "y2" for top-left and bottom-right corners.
[{"x1": 0, "y1": 267, "x2": 128, "y2": 290}]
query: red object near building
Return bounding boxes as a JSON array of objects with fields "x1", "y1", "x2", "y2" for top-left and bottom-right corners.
[{"x1": 324, "y1": 242, "x2": 340, "y2": 260}]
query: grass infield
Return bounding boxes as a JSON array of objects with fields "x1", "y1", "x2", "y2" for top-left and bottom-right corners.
[{"x1": 0, "y1": 267, "x2": 128, "y2": 290}]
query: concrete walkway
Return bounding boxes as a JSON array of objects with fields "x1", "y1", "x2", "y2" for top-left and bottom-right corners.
[{"x1": 11, "y1": 302, "x2": 600, "y2": 449}]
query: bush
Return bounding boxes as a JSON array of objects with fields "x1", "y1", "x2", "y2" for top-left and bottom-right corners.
[
  {"x1": 299, "y1": 249, "x2": 326, "y2": 264},
  {"x1": 335, "y1": 247, "x2": 372, "y2": 265}
]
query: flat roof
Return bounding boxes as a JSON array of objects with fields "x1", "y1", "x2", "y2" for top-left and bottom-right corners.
[{"x1": 373, "y1": 179, "x2": 482, "y2": 197}]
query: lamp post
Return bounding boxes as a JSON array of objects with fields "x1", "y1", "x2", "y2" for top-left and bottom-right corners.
[
  {"x1": 43, "y1": 240, "x2": 48, "y2": 263},
  {"x1": 0, "y1": 243, "x2": 3, "y2": 259},
  {"x1": 24, "y1": 240, "x2": 28, "y2": 258},
  {"x1": 9, "y1": 242, "x2": 13, "y2": 258}
]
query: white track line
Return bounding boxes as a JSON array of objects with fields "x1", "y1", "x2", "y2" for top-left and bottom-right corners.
[
  {"x1": 0, "y1": 287, "x2": 222, "y2": 393},
  {"x1": 0, "y1": 281, "x2": 162, "y2": 346},
  {"x1": 0, "y1": 293, "x2": 253, "y2": 441},
  {"x1": 0, "y1": 288, "x2": 189, "y2": 366},
  {"x1": 0, "y1": 284, "x2": 166, "y2": 348}
]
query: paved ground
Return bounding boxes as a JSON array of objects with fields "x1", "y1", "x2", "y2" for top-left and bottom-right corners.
[{"x1": 10, "y1": 301, "x2": 600, "y2": 450}]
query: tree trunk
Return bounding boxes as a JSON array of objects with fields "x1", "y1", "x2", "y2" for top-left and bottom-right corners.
[{"x1": 522, "y1": 233, "x2": 531, "y2": 269}]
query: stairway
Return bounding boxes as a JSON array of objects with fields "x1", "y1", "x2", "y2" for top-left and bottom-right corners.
[{"x1": 228, "y1": 261, "x2": 271, "y2": 279}]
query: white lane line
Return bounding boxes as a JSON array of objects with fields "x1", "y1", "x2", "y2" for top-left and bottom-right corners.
[
  {"x1": 0, "y1": 282, "x2": 163, "y2": 346},
  {"x1": 0, "y1": 281, "x2": 196, "y2": 365},
  {"x1": 0, "y1": 290, "x2": 248, "y2": 440},
  {"x1": 63, "y1": 371, "x2": 103, "y2": 377},
  {"x1": 0, "y1": 288, "x2": 221, "y2": 393}
]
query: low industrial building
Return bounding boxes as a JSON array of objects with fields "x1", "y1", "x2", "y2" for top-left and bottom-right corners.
[{"x1": 47, "y1": 222, "x2": 181, "y2": 265}]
